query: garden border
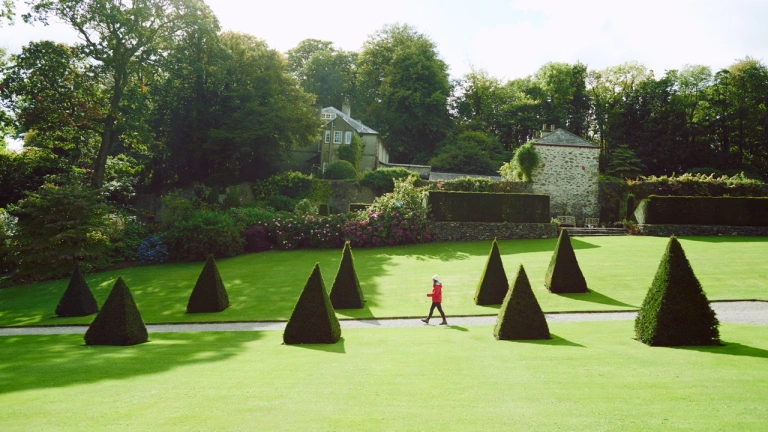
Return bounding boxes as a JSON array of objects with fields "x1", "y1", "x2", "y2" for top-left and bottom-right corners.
[{"x1": 430, "y1": 222, "x2": 557, "y2": 242}]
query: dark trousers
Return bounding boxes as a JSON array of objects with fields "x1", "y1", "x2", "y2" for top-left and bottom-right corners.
[{"x1": 427, "y1": 302, "x2": 446, "y2": 321}]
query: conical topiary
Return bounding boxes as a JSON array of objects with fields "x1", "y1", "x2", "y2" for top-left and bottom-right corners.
[
  {"x1": 283, "y1": 263, "x2": 341, "y2": 345},
  {"x1": 84, "y1": 277, "x2": 148, "y2": 346},
  {"x1": 187, "y1": 255, "x2": 230, "y2": 313},
  {"x1": 635, "y1": 236, "x2": 720, "y2": 346},
  {"x1": 494, "y1": 264, "x2": 550, "y2": 340},
  {"x1": 55, "y1": 261, "x2": 99, "y2": 317},
  {"x1": 545, "y1": 229, "x2": 588, "y2": 293},
  {"x1": 329, "y1": 242, "x2": 365, "y2": 309},
  {"x1": 474, "y1": 238, "x2": 509, "y2": 305}
]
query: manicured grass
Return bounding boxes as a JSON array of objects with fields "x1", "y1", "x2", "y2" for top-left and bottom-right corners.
[
  {"x1": 1, "y1": 236, "x2": 766, "y2": 326},
  {"x1": 1, "y1": 322, "x2": 767, "y2": 430}
]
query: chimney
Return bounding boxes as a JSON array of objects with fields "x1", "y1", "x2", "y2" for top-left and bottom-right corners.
[
  {"x1": 540, "y1": 123, "x2": 552, "y2": 138},
  {"x1": 550, "y1": 124, "x2": 555, "y2": 131},
  {"x1": 342, "y1": 99, "x2": 351, "y2": 117}
]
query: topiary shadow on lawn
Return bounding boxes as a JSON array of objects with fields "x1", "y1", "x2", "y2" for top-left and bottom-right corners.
[
  {"x1": 554, "y1": 289, "x2": 637, "y2": 309},
  {"x1": 672, "y1": 341, "x2": 768, "y2": 360},
  {"x1": 0, "y1": 332, "x2": 260, "y2": 395},
  {"x1": 497, "y1": 334, "x2": 585, "y2": 347},
  {"x1": 285, "y1": 337, "x2": 346, "y2": 354}
]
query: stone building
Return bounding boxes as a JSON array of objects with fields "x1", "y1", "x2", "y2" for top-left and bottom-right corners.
[{"x1": 531, "y1": 125, "x2": 600, "y2": 225}]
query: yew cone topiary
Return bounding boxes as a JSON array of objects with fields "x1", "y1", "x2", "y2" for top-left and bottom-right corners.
[
  {"x1": 84, "y1": 277, "x2": 148, "y2": 346},
  {"x1": 494, "y1": 264, "x2": 550, "y2": 340},
  {"x1": 187, "y1": 255, "x2": 230, "y2": 313},
  {"x1": 283, "y1": 263, "x2": 341, "y2": 345},
  {"x1": 545, "y1": 229, "x2": 588, "y2": 293},
  {"x1": 55, "y1": 261, "x2": 99, "y2": 317},
  {"x1": 635, "y1": 236, "x2": 720, "y2": 346},
  {"x1": 474, "y1": 238, "x2": 509, "y2": 305},
  {"x1": 329, "y1": 242, "x2": 365, "y2": 309}
]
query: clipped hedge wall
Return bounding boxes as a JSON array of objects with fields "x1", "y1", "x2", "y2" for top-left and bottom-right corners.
[
  {"x1": 634, "y1": 196, "x2": 768, "y2": 226},
  {"x1": 429, "y1": 192, "x2": 549, "y2": 222}
]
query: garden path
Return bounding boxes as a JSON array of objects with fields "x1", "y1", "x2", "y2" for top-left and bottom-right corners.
[{"x1": 0, "y1": 301, "x2": 765, "y2": 336}]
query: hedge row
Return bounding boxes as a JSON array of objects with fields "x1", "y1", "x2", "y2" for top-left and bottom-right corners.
[
  {"x1": 634, "y1": 196, "x2": 768, "y2": 226},
  {"x1": 428, "y1": 192, "x2": 550, "y2": 223}
]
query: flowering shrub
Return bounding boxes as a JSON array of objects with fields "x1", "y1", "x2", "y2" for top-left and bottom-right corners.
[
  {"x1": 137, "y1": 235, "x2": 169, "y2": 264},
  {"x1": 256, "y1": 214, "x2": 348, "y2": 250}
]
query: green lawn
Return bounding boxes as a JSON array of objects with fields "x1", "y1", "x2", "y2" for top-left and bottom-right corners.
[
  {"x1": 1, "y1": 321, "x2": 767, "y2": 430},
  {"x1": 1, "y1": 236, "x2": 766, "y2": 326}
]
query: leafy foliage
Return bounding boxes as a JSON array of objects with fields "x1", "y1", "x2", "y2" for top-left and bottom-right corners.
[
  {"x1": 337, "y1": 134, "x2": 362, "y2": 170},
  {"x1": 500, "y1": 142, "x2": 540, "y2": 182},
  {"x1": 283, "y1": 263, "x2": 341, "y2": 345},
  {"x1": 324, "y1": 160, "x2": 358, "y2": 180},
  {"x1": 474, "y1": 239, "x2": 509, "y2": 305},
  {"x1": 635, "y1": 236, "x2": 720, "y2": 346},
  {"x1": 429, "y1": 131, "x2": 504, "y2": 175},
  {"x1": 84, "y1": 277, "x2": 148, "y2": 346},
  {"x1": 494, "y1": 264, "x2": 550, "y2": 340},
  {"x1": 329, "y1": 242, "x2": 365, "y2": 309},
  {"x1": 187, "y1": 255, "x2": 230, "y2": 313},
  {"x1": 359, "y1": 168, "x2": 414, "y2": 194},
  {"x1": 137, "y1": 235, "x2": 169, "y2": 264},
  {"x1": 55, "y1": 261, "x2": 99, "y2": 317},
  {"x1": 163, "y1": 210, "x2": 244, "y2": 261},
  {"x1": 545, "y1": 229, "x2": 588, "y2": 293}
]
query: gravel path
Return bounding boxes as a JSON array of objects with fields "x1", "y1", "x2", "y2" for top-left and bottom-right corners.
[{"x1": 0, "y1": 301, "x2": 765, "y2": 337}]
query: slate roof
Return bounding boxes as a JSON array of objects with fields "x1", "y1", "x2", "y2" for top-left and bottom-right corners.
[
  {"x1": 322, "y1": 107, "x2": 379, "y2": 135},
  {"x1": 532, "y1": 129, "x2": 599, "y2": 148}
]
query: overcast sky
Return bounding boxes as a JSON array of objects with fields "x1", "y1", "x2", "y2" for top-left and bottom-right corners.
[{"x1": 2, "y1": 0, "x2": 767, "y2": 149}]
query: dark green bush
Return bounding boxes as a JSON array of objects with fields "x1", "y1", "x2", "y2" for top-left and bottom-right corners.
[
  {"x1": 337, "y1": 134, "x2": 362, "y2": 170},
  {"x1": 474, "y1": 239, "x2": 509, "y2": 305},
  {"x1": 429, "y1": 191, "x2": 550, "y2": 222},
  {"x1": 545, "y1": 229, "x2": 588, "y2": 293},
  {"x1": 107, "y1": 211, "x2": 148, "y2": 262},
  {"x1": 635, "y1": 236, "x2": 720, "y2": 346},
  {"x1": 84, "y1": 277, "x2": 148, "y2": 346},
  {"x1": 349, "y1": 203, "x2": 369, "y2": 212},
  {"x1": 55, "y1": 261, "x2": 99, "y2": 317},
  {"x1": 440, "y1": 177, "x2": 493, "y2": 192},
  {"x1": 626, "y1": 194, "x2": 636, "y2": 222},
  {"x1": 494, "y1": 264, "x2": 550, "y2": 340},
  {"x1": 360, "y1": 168, "x2": 414, "y2": 193},
  {"x1": 164, "y1": 210, "x2": 244, "y2": 261},
  {"x1": 266, "y1": 194, "x2": 298, "y2": 212},
  {"x1": 329, "y1": 242, "x2": 365, "y2": 309},
  {"x1": 283, "y1": 263, "x2": 341, "y2": 345},
  {"x1": 324, "y1": 160, "x2": 358, "y2": 180},
  {"x1": 634, "y1": 196, "x2": 768, "y2": 226},
  {"x1": 187, "y1": 255, "x2": 230, "y2": 313},
  {"x1": 228, "y1": 207, "x2": 287, "y2": 230}
]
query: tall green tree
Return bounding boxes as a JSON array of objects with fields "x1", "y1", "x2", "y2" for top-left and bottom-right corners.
[
  {"x1": 286, "y1": 39, "x2": 357, "y2": 110},
  {"x1": 533, "y1": 62, "x2": 591, "y2": 136}
]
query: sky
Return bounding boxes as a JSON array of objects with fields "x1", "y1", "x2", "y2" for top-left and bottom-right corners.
[{"x1": 2, "y1": 0, "x2": 768, "y2": 150}]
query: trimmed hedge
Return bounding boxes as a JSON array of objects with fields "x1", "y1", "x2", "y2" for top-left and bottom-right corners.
[
  {"x1": 84, "y1": 277, "x2": 148, "y2": 346},
  {"x1": 429, "y1": 191, "x2": 550, "y2": 222},
  {"x1": 349, "y1": 203, "x2": 369, "y2": 212},
  {"x1": 324, "y1": 160, "x2": 358, "y2": 180},
  {"x1": 187, "y1": 255, "x2": 230, "y2": 313},
  {"x1": 494, "y1": 264, "x2": 550, "y2": 340},
  {"x1": 329, "y1": 242, "x2": 365, "y2": 309},
  {"x1": 635, "y1": 236, "x2": 720, "y2": 346},
  {"x1": 545, "y1": 229, "x2": 588, "y2": 294},
  {"x1": 283, "y1": 263, "x2": 341, "y2": 344},
  {"x1": 474, "y1": 239, "x2": 509, "y2": 305},
  {"x1": 634, "y1": 196, "x2": 768, "y2": 226},
  {"x1": 55, "y1": 261, "x2": 99, "y2": 317}
]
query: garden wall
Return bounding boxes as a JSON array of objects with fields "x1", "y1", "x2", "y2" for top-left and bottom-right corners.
[
  {"x1": 430, "y1": 222, "x2": 557, "y2": 242},
  {"x1": 637, "y1": 225, "x2": 768, "y2": 237}
]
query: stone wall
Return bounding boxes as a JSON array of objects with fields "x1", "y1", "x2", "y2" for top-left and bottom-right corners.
[
  {"x1": 531, "y1": 144, "x2": 600, "y2": 225},
  {"x1": 637, "y1": 224, "x2": 768, "y2": 237},
  {"x1": 430, "y1": 222, "x2": 557, "y2": 242}
]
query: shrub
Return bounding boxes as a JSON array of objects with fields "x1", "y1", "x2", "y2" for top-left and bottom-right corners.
[
  {"x1": 329, "y1": 242, "x2": 365, "y2": 309},
  {"x1": 324, "y1": 160, "x2": 358, "y2": 180},
  {"x1": 499, "y1": 142, "x2": 540, "y2": 182},
  {"x1": 635, "y1": 236, "x2": 720, "y2": 346},
  {"x1": 266, "y1": 194, "x2": 298, "y2": 213},
  {"x1": 545, "y1": 229, "x2": 588, "y2": 293},
  {"x1": 228, "y1": 207, "x2": 286, "y2": 230},
  {"x1": 107, "y1": 210, "x2": 148, "y2": 262},
  {"x1": 494, "y1": 264, "x2": 550, "y2": 340},
  {"x1": 633, "y1": 196, "x2": 768, "y2": 226},
  {"x1": 243, "y1": 225, "x2": 272, "y2": 253},
  {"x1": 440, "y1": 177, "x2": 493, "y2": 192},
  {"x1": 283, "y1": 263, "x2": 341, "y2": 345},
  {"x1": 429, "y1": 191, "x2": 550, "y2": 222},
  {"x1": 137, "y1": 235, "x2": 169, "y2": 264},
  {"x1": 164, "y1": 210, "x2": 244, "y2": 261},
  {"x1": 294, "y1": 198, "x2": 318, "y2": 215},
  {"x1": 626, "y1": 194, "x2": 636, "y2": 222},
  {"x1": 337, "y1": 134, "x2": 362, "y2": 170},
  {"x1": 0, "y1": 208, "x2": 17, "y2": 274},
  {"x1": 84, "y1": 277, "x2": 148, "y2": 346},
  {"x1": 187, "y1": 255, "x2": 230, "y2": 313},
  {"x1": 252, "y1": 171, "x2": 315, "y2": 200},
  {"x1": 474, "y1": 239, "x2": 509, "y2": 305},
  {"x1": 55, "y1": 261, "x2": 99, "y2": 317},
  {"x1": 360, "y1": 168, "x2": 414, "y2": 194}
]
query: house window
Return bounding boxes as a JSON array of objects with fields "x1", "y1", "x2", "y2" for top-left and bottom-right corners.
[
  {"x1": 322, "y1": 113, "x2": 336, "y2": 120},
  {"x1": 324, "y1": 130, "x2": 330, "y2": 143},
  {"x1": 345, "y1": 131, "x2": 352, "y2": 144},
  {"x1": 333, "y1": 131, "x2": 342, "y2": 144}
]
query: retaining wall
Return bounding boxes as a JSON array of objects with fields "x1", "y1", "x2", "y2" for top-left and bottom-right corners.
[
  {"x1": 637, "y1": 224, "x2": 768, "y2": 237},
  {"x1": 430, "y1": 222, "x2": 557, "y2": 242}
]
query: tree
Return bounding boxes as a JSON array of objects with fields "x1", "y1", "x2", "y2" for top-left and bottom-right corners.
[
  {"x1": 494, "y1": 264, "x2": 550, "y2": 341},
  {"x1": 286, "y1": 39, "x2": 357, "y2": 110},
  {"x1": 533, "y1": 62, "x2": 591, "y2": 136},
  {"x1": 499, "y1": 142, "x2": 540, "y2": 182},
  {"x1": 604, "y1": 144, "x2": 645, "y2": 179},
  {"x1": 23, "y1": 0, "x2": 212, "y2": 188},
  {"x1": 429, "y1": 131, "x2": 502, "y2": 175}
]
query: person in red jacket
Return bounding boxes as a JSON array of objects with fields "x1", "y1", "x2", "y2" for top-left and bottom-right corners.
[{"x1": 422, "y1": 274, "x2": 448, "y2": 325}]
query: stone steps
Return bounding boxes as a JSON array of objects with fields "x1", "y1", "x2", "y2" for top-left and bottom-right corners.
[{"x1": 560, "y1": 227, "x2": 629, "y2": 236}]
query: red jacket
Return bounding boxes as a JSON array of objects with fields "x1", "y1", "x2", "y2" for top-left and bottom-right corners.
[{"x1": 427, "y1": 283, "x2": 443, "y2": 303}]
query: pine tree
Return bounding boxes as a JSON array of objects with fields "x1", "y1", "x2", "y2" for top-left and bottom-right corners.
[
  {"x1": 474, "y1": 238, "x2": 509, "y2": 305},
  {"x1": 329, "y1": 242, "x2": 365, "y2": 309},
  {"x1": 55, "y1": 261, "x2": 99, "y2": 317},
  {"x1": 283, "y1": 263, "x2": 341, "y2": 345},
  {"x1": 187, "y1": 255, "x2": 230, "y2": 313},
  {"x1": 545, "y1": 229, "x2": 588, "y2": 293},
  {"x1": 635, "y1": 236, "x2": 720, "y2": 346},
  {"x1": 84, "y1": 277, "x2": 148, "y2": 346},
  {"x1": 494, "y1": 264, "x2": 550, "y2": 340}
]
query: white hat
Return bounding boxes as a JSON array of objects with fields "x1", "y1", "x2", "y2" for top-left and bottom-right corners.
[{"x1": 432, "y1": 274, "x2": 440, "y2": 283}]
